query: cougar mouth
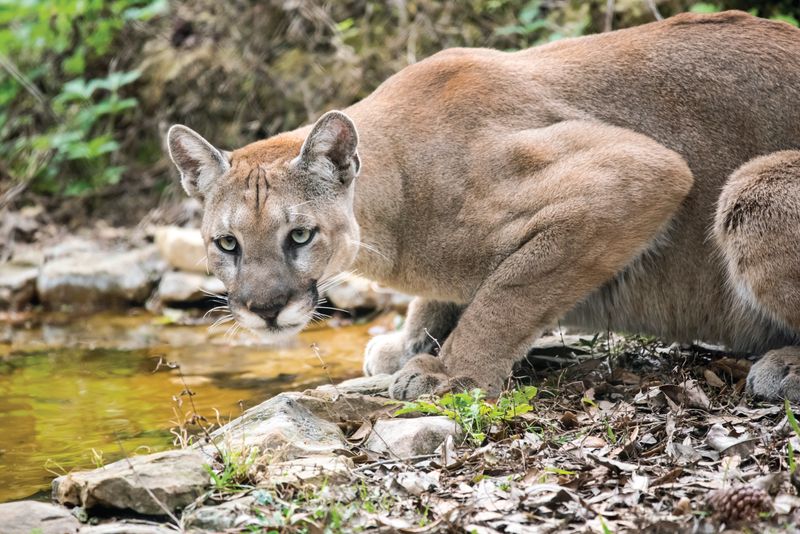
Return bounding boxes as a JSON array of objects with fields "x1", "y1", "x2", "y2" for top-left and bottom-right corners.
[{"x1": 231, "y1": 281, "x2": 320, "y2": 339}]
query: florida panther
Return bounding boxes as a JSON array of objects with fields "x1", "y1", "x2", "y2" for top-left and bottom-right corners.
[{"x1": 167, "y1": 11, "x2": 800, "y2": 401}]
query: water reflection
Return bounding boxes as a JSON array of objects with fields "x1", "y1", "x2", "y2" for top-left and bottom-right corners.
[{"x1": 0, "y1": 312, "x2": 381, "y2": 502}]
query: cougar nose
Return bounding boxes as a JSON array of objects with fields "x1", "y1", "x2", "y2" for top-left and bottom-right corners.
[{"x1": 248, "y1": 296, "x2": 289, "y2": 324}]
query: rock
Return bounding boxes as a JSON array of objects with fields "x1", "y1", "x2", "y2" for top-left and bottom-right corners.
[
  {"x1": 0, "y1": 501, "x2": 80, "y2": 534},
  {"x1": 364, "y1": 416, "x2": 462, "y2": 459},
  {"x1": 211, "y1": 387, "x2": 398, "y2": 462},
  {"x1": 52, "y1": 449, "x2": 209, "y2": 515},
  {"x1": 78, "y1": 521, "x2": 175, "y2": 534},
  {"x1": 8, "y1": 243, "x2": 44, "y2": 267},
  {"x1": 318, "y1": 374, "x2": 393, "y2": 396},
  {"x1": 157, "y1": 271, "x2": 225, "y2": 304},
  {"x1": 260, "y1": 455, "x2": 353, "y2": 486},
  {"x1": 183, "y1": 495, "x2": 258, "y2": 531},
  {"x1": 212, "y1": 393, "x2": 347, "y2": 460},
  {"x1": 43, "y1": 237, "x2": 98, "y2": 261},
  {"x1": 37, "y1": 246, "x2": 165, "y2": 309},
  {"x1": 324, "y1": 274, "x2": 411, "y2": 312},
  {"x1": 0, "y1": 263, "x2": 38, "y2": 309},
  {"x1": 293, "y1": 387, "x2": 396, "y2": 422},
  {"x1": 154, "y1": 226, "x2": 207, "y2": 273}
]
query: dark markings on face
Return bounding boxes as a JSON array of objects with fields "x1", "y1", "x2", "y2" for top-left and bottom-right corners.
[{"x1": 242, "y1": 166, "x2": 271, "y2": 213}]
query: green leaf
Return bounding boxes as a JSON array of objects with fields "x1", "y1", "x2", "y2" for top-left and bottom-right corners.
[
  {"x1": 770, "y1": 14, "x2": 799, "y2": 27},
  {"x1": 63, "y1": 48, "x2": 86, "y2": 75},
  {"x1": 689, "y1": 3, "x2": 721, "y2": 14},
  {"x1": 518, "y1": 1, "x2": 542, "y2": 25},
  {"x1": 785, "y1": 399, "x2": 800, "y2": 437},
  {"x1": 94, "y1": 70, "x2": 141, "y2": 92},
  {"x1": 123, "y1": 0, "x2": 168, "y2": 21}
]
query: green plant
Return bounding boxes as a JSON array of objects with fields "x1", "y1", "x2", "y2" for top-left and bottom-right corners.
[
  {"x1": 0, "y1": 0, "x2": 166, "y2": 194},
  {"x1": 396, "y1": 385, "x2": 538, "y2": 444},
  {"x1": 89, "y1": 447, "x2": 105, "y2": 469},
  {"x1": 599, "y1": 515, "x2": 614, "y2": 534},
  {"x1": 204, "y1": 446, "x2": 259, "y2": 493},
  {"x1": 785, "y1": 399, "x2": 800, "y2": 474}
]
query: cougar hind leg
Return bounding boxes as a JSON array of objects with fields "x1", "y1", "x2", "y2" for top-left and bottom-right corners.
[{"x1": 714, "y1": 150, "x2": 800, "y2": 401}]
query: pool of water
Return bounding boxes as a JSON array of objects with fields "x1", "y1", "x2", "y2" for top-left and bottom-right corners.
[{"x1": 0, "y1": 311, "x2": 384, "y2": 502}]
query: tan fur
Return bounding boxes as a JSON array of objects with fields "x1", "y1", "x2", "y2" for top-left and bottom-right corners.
[{"x1": 168, "y1": 12, "x2": 800, "y2": 401}]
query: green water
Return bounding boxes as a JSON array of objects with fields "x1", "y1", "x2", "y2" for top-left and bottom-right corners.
[{"x1": 0, "y1": 312, "x2": 377, "y2": 502}]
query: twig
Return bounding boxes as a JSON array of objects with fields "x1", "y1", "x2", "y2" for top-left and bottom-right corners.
[
  {"x1": 646, "y1": 0, "x2": 664, "y2": 21},
  {"x1": 604, "y1": 0, "x2": 615, "y2": 32},
  {"x1": 0, "y1": 54, "x2": 57, "y2": 121}
]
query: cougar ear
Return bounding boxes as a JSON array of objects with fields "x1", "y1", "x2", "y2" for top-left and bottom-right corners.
[
  {"x1": 298, "y1": 111, "x2": 360, "y2": 186},
  {"x1": 167, "y1": 125, "x2": 230, "y2": 200}
]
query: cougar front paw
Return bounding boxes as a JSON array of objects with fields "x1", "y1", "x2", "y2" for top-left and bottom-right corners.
[
  {"x1": 747, "y1": 347, "x2": 800, "y2": 402},
  {"x1": 389, "y1": 354, "x2": 480, "y2": 400},
  {"x1": 389, "y1": 354, "x2": 447, "y2": 400},
  {"x1": 364, "y1": 331, "x2": 408, "y2": 376}
]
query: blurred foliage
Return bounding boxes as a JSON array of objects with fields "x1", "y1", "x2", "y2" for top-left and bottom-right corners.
[
  {"x1": 0, "y1": 0, "x2": 798, "y2": 213},
  {"x1": 0, "y1": 0, "x2": 166, "y2": 195}
]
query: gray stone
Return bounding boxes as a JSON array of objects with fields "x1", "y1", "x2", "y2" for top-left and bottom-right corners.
[
  {"x1": 316, "y1": 374, "x2": 393, "y2": 397},
  {"x1": 324, "y1": 274, "x2": 410, "y2": 312},
  {"x1": 154, "y1": 226, "x2": 207, "y2": 273},
  {"x1": 211, "y1": 387, "x2": 398, "y2": 462},
  {"x1": 78, "y1": 521, "x2": 175, "y2": 534},
  {"x1": 157, "y1": 271, "x2": 225, "y2": 304},
  {"x1": 260, "y1": 455, "x2": 353, "y2": 486},
  {"x1": 183, "y1": 496, "x2": 258, "y2": 531},
  {"x1": 43, "y1": 237, "x2": 98, "y2": 261},
  {"x1": 53, "y1": 449, "x2": 209, "y2": 515},
  {"x1": 365, "y1": 416, "x2": 463, "y2": 459},
  {"x1": 37, "y1": 246, "x2": 165, "y2": 309},
  {"x1": 212, "y1": 393, "x2": 347, "y2": 460},
  {"x1": 0, "y1": 501, "x2": 80, "y2": 534},
  {"x1": 293, "y1": 387, "x2": 396, "y2": 422},
  {"x1": 0, "y1": 263, "x2": 38, "y2": 309}
]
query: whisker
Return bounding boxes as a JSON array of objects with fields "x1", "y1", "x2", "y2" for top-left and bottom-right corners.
[
  {"x1": 316, "y1": 305, "x2": 352, "y2": 316},
  {"x1": 203, "y1": 306, "x2": 230, "y2": 320},
  {"x1": 317, "y1": 271, "x2": 354, "y2": 293},
  {"x1": 210, "y1": 314, "x2": 233, "y2": 329},
  {"x1": 349, "y1": 239, "x2": 390, "y2": 262},
  {"x1": 199, "y1": 288, "x2": 228, "y2": 300},
  {"x1": 224, "y1": 322, "x2": 239, "y2": 339}
]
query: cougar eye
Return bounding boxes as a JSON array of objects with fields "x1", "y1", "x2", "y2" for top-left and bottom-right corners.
[
  {"x1": 215, "y1": 235, "x2": 239, "y2": 253},
  {"x1": 290, "y1": 228, "x2": 314, "y2": 246}
]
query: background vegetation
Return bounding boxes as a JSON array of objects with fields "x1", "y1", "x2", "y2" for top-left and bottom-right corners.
[{"x1": 1, "y1": 0, "x2": 798, "y2": 224}]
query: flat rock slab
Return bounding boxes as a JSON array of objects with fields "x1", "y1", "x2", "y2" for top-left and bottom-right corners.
[
  {"x1": 0, "y1": 263, "x2": 38, "y2": 309},
  {"x1": 78, "y1": 521, "x2": 175, "y2": 534},
  {"x1": 212, "y1": 393, "x2": 347, "y2": 460},
  {"x1": 37, "y1": 246, "x2": 165, "y2": 309},
  {"x1": 182, "y1": 495, "x2": 258, "y2": 531},
  {"x1": 53, "y1": 449, "x2": 209, "y2": 516},
  {"x1": 260, "y1": 455, "x2": 354, "y2": 486},
  {"x1": 365, "y1": 416, "x2": 463, "y2": 459},
  {"x1": 154, "y1": 226, "x2": 207, "y2": 273},
  {"x1": 315, "y1": 374, "x2": 394, "y2": 397},
  {"x1": 157, "y1": 271, "x2": 225, "y2": 304},
  {"x1": 0, "y1": 500, "x2": 80, "y2": 534}
]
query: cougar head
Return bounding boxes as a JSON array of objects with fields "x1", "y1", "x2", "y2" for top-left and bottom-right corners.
[{"x1": 166, "y1": 111, "x2": 361, "y2": 339}]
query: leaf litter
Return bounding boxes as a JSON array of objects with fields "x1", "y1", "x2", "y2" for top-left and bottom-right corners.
[{"x1": 198, "y1": 334, "x2": 800, "y2": 533}]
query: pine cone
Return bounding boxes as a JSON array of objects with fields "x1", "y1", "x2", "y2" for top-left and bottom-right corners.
[{"x1": 708, "y1": 485, "x2": 772, "y2": 522}]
